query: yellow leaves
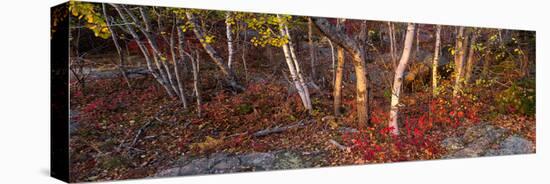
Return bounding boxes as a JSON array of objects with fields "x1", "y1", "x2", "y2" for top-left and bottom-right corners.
[
  {"x1": 87, "y1": 15, "x2": 94, "y2": 23},
  {"x1": 68, "y1": 0, "x2": 110, "y2": 39},
  {"x1": 225, "y1": 16, "x2": 236, "y2": 25},
  {"x1": 190, "y1": 136, "x2": 223, "y2": 151},
  {"x1": 200, "y1": 35, "x2": 216, "y2": 44}
]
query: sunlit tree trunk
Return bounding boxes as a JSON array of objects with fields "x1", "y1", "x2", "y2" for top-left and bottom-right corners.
[
  {"x1": 313, "y1": 17, "x2": 369, "y2": 128},
  {"x1": 464, "y1": 30, "x2": 478, "y2": 84},
  {"x1": 333, "y1": 19, "x2": 345, "y2": 116},
  {"x1": 389, "y1": 23, "x2": 415, "y2": 135},
  {"x1": 453, "y1": 27, "x2": 469, "y2": 96},
  {"x1": 432, "y1": 25, "x2": 441, "y2": 95},
  {"x1": 334, "y1": 47, "x2": 345, "y2": 116}
]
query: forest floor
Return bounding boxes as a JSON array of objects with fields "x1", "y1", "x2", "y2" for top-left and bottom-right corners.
[{"x1": 68, "y1": 57, "x2": 535, "y2": 182}]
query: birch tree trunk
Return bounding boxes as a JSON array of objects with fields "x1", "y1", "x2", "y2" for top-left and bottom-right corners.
[
  {"x1": 135, "y1": 7, "x2": 177, "y2": 95},
  {"x1": 110, "y1": 4, "x2": 176, "y2": 97},
  {"x1": 308, "y1": 18, "x2": 317, "y2": 81},
  {"x1": 177, "y1": 25, "x2": 201, "y2": 117},
  {"x1": 241, "y1": 25, "x2": 249, "y2": 83},
  {"x1": 102, "y1": 4, "x2": 132, "y2": 89},
  {"x1": 277, "y1": 15, "x2": 312, "y2": 111},
  {"x1": 185, "y1": 12, "x2": 244, "y2": 92},
  {"x1": 225, "y1": 12, "x2": 234, "y2": 69},
  {"x1": 170, "y1": 20, "x2": 188, "y2": 109},
  {"x1": 432, "y1": 25, "x2": 441, "y2": 96},
  {"x1": 389, "y1": 23, "x2": 415, "y2": 135},
  {"x1": 285, "y1": 23, "x2": 312, "y2": 111}
]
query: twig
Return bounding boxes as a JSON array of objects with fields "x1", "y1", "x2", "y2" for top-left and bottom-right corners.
[
  {"x1": 329, "y1": 139, "x2": 349, "y2": 151},
  {"x1": 118, "y1": 105, "x2": 172, "y2": 151},
  {"x1": 128, "y1": 119, "x2": 155, "y2": 148}
]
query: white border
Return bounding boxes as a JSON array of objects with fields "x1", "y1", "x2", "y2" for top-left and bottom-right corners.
[{"x1": 0, "y1": 0, "x2": 547, "y2": 183}]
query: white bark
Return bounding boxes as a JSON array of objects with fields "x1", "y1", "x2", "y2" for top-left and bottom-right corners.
[
  {"x1": 327, "y1": 37, "x2": 336, "y2": 85},
  {"x1": 177, "y1": 25, "x2": 201, "y2": 116},
  {"x1": 185, "y1": 12, "x2": 244, "y2": 92},
  {"x1": 278, "y1": 15, "x2": 312, "y2": 111},
  {"x1": 308, "y1": 18, "x2": 317, "y2": 80},
  {"x1": 171, "y1": 21, "x2": 188, "y2": 109},
  {"x1": 102, "y1": 4, "x2": 132, "y2": 89},
  {"x1": 389, "y1": 23, "x2": 415, "y2": 135},
  {"x1": 110, "y1": 4, "x2": 176, "y2": 97},
  {"x1": 225, "y1": 13, "x2": 234, "y2": 69},
  {"x1": 432, "y1": 25, "x2": 441, "y2": 95}
]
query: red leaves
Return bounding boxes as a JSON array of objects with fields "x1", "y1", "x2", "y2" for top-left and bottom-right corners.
[{"x1": 340, "y1": 94, "x2": 484, "y2": 163}]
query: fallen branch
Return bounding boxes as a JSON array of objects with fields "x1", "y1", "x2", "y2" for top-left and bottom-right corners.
[
  {"x1": 118, "y1": 105, "x2": 172, "y2": 151},
  {"x1": 128, "y1": 119, "x2": 155, "y2": 148},
  {"x1": 252, "y1": 119, "x2": 313, "y2": 137}
]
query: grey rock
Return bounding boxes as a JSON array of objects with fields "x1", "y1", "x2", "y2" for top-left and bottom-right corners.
[
  {"x1": 441, "y1": 137, "x2": 465, "y2": 152},
  {"x1": 238, "y1": 152, "x2": 275, "y2": 168},
  {"x1": 273, "y1": 151, "x2": 304, "y2": 169},
  {"x1": 155, "y1": 150, "x2": 326, "y2": 177},
  {"x1": 178, "y1": 158, "x2": 209, "y2": 175},
  {"x1": 444, "y1": 123, "x2": 507, "y2": 159},
  {"x1": 485, "y1": 136, "x2": 535, "y2": 156},
  {"x1": 154, "y1": 167, "x2": 181, "y2": 177},
  {"x1": 463, "y1": 124, "x2": 505, "y2": 144},
  {"x1": 211, "y1": 157, "x2": 240, "y2": 173}
]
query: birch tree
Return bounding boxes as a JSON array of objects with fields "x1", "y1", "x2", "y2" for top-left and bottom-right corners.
[
  {"x1": 185, "y1": 12, "x2": 245, "y2": 92},
  {"x1": 389, "y1": 23, "x2": 415, "y2": 135},
  {"x1": 432, "y1": 25, "x2": 442, "y2": 95},
  {"x1": 110, "y1": 4, "x2": 178, "y2": 98},
  {"x1": 226, "y1": 12, "x2": 235, "y2": 69},
  {"x1": 277, "y1": 14, "x2": 312, "y2": 111},
  {"x1": 308, "y1": 18, "x2": 317, "y2": 81},
  {"x1": 102, "y1": 4, "x2": 132, "y2": 89}
]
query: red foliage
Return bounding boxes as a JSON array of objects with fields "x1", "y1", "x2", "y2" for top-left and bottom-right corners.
[{"x1": 342, "y1": 96, "x2": 481, "y2": 163}]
